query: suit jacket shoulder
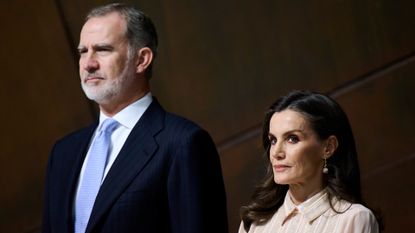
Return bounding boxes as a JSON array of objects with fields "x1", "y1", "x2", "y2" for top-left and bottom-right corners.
[{"x1": 43, "y1": 99, "x2": 228, "y2": 233}]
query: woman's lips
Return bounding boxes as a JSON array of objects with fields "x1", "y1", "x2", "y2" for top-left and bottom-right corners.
[{"x1": 273, "y1": 164, "x2": 290, "y2": 172}]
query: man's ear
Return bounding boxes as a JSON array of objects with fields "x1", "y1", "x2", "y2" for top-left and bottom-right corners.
[
  {"x1": 135, "y1": 47, "x2": 153, "y2": 74},
  {"x1": 324, "y1": 135, "x2": 338, "y2": 159}
]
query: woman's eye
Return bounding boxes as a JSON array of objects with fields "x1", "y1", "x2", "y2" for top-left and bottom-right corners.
[
  {"x1": 269, "y1": 137, "x2": 277, "y2": 145},
  {"x1": 287, "y1": 135, "x2": 299, "y2": 143}
]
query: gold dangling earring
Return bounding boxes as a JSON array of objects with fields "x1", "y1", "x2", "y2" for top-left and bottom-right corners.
[{"x1": 323, "y1": 158, "x2": 328, "y2": 174}]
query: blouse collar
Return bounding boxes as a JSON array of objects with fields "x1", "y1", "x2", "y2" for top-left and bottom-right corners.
[{"x1": 282, "y1": 189, "x2": 334, "y2": 225}]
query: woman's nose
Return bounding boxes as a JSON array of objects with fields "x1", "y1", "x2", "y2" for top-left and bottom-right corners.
[{"x1": 270, "y1": 143, "x2": 285, "y2": 159}]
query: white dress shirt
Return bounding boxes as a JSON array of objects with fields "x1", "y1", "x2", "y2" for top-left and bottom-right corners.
[{"x1": 74, "y1": 93, "x2": 153, "y2": 211}]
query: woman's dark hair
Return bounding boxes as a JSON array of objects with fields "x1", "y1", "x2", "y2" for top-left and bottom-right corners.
[{"x1": 240, "y1": 90, "x2": 366, "y2": 231}]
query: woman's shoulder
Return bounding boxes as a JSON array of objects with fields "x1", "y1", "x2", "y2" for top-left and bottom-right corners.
[
  {"x1": 334, "y1": 200, "x2": 379, "y2": 232},
  {"x1": 337, "y1": 200, "x2": 376, "y2": 217}
]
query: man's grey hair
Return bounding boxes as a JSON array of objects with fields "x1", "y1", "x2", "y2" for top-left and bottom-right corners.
[{"x1": 86, "y1": 3, "x2": 158, "y2": 78}]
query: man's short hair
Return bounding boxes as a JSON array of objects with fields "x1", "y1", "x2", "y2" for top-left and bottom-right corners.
[{"x1": 86, "y1": 3, "x2": 158, "y2": 79}]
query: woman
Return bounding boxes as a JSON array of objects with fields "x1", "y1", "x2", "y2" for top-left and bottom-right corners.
[{"x1": 239, "y1": 90, "x2": 381, "y2": 233}]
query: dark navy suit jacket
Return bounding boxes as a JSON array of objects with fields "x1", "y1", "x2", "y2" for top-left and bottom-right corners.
[{"x1": 42, "y1": 99, "x2": 228, "y2": 233}]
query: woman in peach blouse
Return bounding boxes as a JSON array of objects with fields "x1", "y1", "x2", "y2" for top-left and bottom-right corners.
[{"x1": 239, "y1": 90, "x2": 382, "y2": 233}]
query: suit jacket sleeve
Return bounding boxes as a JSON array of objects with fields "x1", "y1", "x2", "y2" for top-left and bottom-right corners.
[
  {"x1": 167, "y1": 128, "x2": 228, "y2": 233},
  {"x1": 42, "y1": 142, "x2": 57, "y2": 233}
]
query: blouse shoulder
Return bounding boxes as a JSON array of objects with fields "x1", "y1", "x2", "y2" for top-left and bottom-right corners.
[
  {"x1": 238, "y1": 221, "x2": 248, "y2": 233},
  {"x1": 337, "y1": 202, "x2": 379, "y2": 233}
]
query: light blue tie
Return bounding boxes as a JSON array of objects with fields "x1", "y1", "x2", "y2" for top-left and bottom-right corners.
[{"x1": 75, "y1": 118, "x2": 119, "y2": 233}]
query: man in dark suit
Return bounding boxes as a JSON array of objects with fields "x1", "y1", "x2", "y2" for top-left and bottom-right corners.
[{"x1": 42, "y1": 3, "x2": 228, "y2": 233}]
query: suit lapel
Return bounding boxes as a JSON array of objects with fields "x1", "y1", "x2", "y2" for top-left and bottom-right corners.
[{"x1": 86, "y1": 100, "x2": 165, "y2": 233}]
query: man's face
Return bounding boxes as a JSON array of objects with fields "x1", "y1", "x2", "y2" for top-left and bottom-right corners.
[{"x1": 78, "y1": 12, "x2": 136, "y2": 105}]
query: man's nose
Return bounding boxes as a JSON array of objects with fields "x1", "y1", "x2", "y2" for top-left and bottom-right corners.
[{"x1": 81, "y1": 53, "x2": 99, "y2": 72}]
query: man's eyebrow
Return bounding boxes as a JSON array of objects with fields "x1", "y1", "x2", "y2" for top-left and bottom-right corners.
[
  {"x1": 93, "y1": 44, "x2": 114, "y2": 50},
  {"x1": 77, "y1": 44, "x2": 114, "y2": 51}
]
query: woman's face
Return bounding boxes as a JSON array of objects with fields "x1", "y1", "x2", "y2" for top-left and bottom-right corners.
[{"x1": 268, "y1": 109, "x2": 328, "y2": 189}]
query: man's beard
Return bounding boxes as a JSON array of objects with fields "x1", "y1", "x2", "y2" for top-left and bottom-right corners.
[{"x1": 81, "y1": 59, "x2": 135, "y2": 105}]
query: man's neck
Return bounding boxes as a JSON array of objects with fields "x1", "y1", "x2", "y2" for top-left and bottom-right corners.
[{"x1": 99, "y1": 90, "x2": 150, "y2": 117}]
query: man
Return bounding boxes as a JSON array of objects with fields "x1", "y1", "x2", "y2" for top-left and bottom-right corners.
[{"x1": 42, "y1": 3, "x2": 228, "y2": 233}]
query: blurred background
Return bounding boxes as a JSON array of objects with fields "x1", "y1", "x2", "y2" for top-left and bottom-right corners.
[{"x1": 1, "y1": 0, "x2": 414, "y2": 232}]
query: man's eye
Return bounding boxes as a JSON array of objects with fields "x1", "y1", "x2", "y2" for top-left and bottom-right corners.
[
  {"x1": 96, "y1": 46, "x2": 113, "y2": 53},
  {"x1": 78, "y1": 49, "x2": 87, "y2": 55},
  {"x1": 287, "y1": 135, "x2": 299, "y2": 143}
]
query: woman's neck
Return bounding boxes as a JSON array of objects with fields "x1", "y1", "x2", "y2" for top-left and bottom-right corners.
[{"x1": 288, "y1": 184, "x2": 324, "y2": 205}]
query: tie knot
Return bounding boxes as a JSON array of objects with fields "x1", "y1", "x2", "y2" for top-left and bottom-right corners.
[{"x1": 99, "y1": 118, "x2": 119, "y2": 134}]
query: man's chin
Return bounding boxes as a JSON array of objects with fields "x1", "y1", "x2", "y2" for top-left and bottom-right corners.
[
  {"x1": 83, "y1": 90, "x2": 105, "y2": 102},
  {"x1": 82, "y1": 85, "x2": 119, "y2": 105},
  {"x1": 83, "y1": 86, "x2": 100, "y2": 99},
  {"x1": 85, "y1": 92, "x2": 116, "y2": 105}
]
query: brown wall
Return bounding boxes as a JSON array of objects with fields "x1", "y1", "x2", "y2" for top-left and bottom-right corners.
[{"x1": 1, "y1": 1, "x2": 414, "y2": 232}]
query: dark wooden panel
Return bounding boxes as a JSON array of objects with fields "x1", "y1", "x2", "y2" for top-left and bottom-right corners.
[
  {"x1": 220, "y1": 137, "x2": 265, "y2": 233},
  {"x1": 0, "y1": 0, "x2": 93, "y2": 232},
  {"x1": 363, "y1": 157, "x2": 415, "y2": 233},
  {"x1": 150, "y1": 0, "x2": 415, "y2": 143},
  {"x1": 335, "y1": 63, "x2": 415, "y2": 233},
  {"x1": 336, "y1": 65, "x2": 415, "y2": 176}
]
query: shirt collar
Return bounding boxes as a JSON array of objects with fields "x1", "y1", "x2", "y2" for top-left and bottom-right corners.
[
  {"x1": 99, "y1": 92, "x2": 153, "y2": 129},
  {"x1": 282, "y1": 189, "x2": 332, "y2": 224}
]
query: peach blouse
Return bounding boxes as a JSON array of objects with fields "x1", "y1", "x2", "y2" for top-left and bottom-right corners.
[{"x1": 238, "y1": 189, "x2": 378, "y2": 233}]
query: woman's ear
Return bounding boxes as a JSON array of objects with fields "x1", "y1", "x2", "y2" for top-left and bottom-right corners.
[
  {"x1": 324, "y1": 135, "x2": 338, "y2": 159},
  {"x1": 135, "y1": 47, "x2": 153, "y2": 74}
]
